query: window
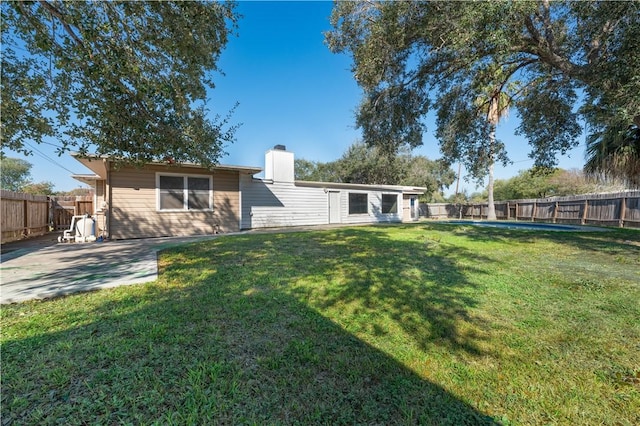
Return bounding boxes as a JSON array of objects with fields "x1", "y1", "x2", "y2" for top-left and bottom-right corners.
[
  {"x1": 349, "y1": 193, "x2": 368, "y2": 214},
  {"x1": 382, "y1": 194, "x2": 398, "y2": 214},
  {"x1": 158, "y1": 174, "x2": 212, "y2": 211}
]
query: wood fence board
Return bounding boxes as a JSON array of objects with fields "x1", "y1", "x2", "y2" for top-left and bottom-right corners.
[
  {"x1": 1, "y1": 192, "x2": 94, "y2": 243},
  {"x1": 1, "y1": 190, "x2": 50, "y2": 243},
  {"x1": 424, "y1": 191, "x2": 640, "y2": 228}
]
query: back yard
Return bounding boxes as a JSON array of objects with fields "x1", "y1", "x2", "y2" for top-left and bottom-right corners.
[{"x1": 2, "y1": 223, "x2": 639, "y2": 425}]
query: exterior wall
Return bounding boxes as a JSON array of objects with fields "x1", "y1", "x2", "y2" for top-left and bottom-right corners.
[
  {"x1": 403, "y1": 194, "x2": 420, "y2": 222},
  {"x1": 108, "y1": 165, "x2": 240, "y2": 239},
  {"x1": 240, "y1": 177, "x2": 327, "y2": 229},
  {"x1": 336, "y1": 190, "x2": 403, "y2": 225},
  {"x1": 240, "y1": 175, "x2": 403, "y2": 229},
  {"x1": 94, "y1": 180, "x2": 108, "y2": 237}
]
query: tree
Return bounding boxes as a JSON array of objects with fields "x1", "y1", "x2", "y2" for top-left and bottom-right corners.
[
  {"x1": 295, "y1": 142, "x2": 455, "y2": 201},
  {"x1": 482, "y1": 90, "x2": 511, "y2": 219},
  {"x1": 22, "y1": 181, "x2": 56, "y2": 195},
  {"x1": 447, "y1": 83, "x2": 513, "y2": 219},
  {"x1": 492, "y1": 168, "x2": 606, "y2": 200},
  {"x1": 337, "y1": 143, "x2": 404, "y2": 185},
  {"x1": 0, "y1": 157, "x2": 55, "y2": 193},
  {"x1": 294, "y1": 158, "x2": 344, "y2": 183},
  {"x1": 0, "y1": 157, "x2": 32, "y2": 191},
  {"x1": 1, "y1": 1, "x2": 239, "y2": 168},
  {"x1": 584, "y1": 123, "x2": 640, "y2": 188},
  {"x1": 59, "y1": 187, "x2": 94, "y2": 197},
  {"x1": 327, "y1": 1, "x2": 639, "y2": 202},
  {"x1": 400, "y1": 154, "x2": 456, "y2": 201}
]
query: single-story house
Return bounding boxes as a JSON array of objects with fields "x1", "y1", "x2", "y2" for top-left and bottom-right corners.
[{"x1": 72, "y1": 145, "x2": 425, "y2": 240}]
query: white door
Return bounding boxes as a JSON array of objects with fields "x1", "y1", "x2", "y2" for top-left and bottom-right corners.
[
  {"x1": 411, "y1": 197, "x2": 419, "y2": 220},
  {"x1": 328, "y1": 191, "x2": 341, "y2": 224}
]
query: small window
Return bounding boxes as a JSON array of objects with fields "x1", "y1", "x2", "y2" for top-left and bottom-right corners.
[
  {"x1": 158, "y1": 174, "x2": 212, "y2": 211},
  {"x1": 188, "y1": 177, "x2": 210, "y2": 210},
  {"x1": 159, "y1": 176, "x2": 185, "y2": 210},
  {"x1": 382, "y1": 194, "x2": 398, "y2": 214},
  {"x1": 349, "y1": 193, "x2": 368, "y2": 214}
]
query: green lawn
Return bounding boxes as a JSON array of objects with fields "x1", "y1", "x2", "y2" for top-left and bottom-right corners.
[{"x1": 2, "y1": 223, "x2": 639, "y2": 425}]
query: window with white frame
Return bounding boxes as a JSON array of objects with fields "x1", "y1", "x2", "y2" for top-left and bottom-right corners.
[
  {"x1": 348, "y1": 192, "x2": 368, "y2": 214},
  {"x1": 381, "y1": 194, "x2": 398, "y2": 214},
  {"x1": 158, "y1": 174, "x2": 212, "y2": 211}
]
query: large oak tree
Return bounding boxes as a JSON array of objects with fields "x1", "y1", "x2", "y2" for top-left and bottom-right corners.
[
  {"x1": 1, "y1": 1, "x2": 239, "y2": 168},
  {"x1": 327, "y1": 0, "x2": 640, "y2": 200}
]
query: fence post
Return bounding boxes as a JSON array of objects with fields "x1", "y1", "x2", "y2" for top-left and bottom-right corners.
[
  {"x1": 553, "y1": 201, "x2": 559, "y2": 224},
  {"x1": 582, "y1": 199, "x2": 589, "y2": 225},
  {"x1": 619, "y1": 197, "x2": 626, "y2": 228},
  {"x1": 531, "y1": 201, "x2": 537, "y2": 222},
  {"x1": 47, "y1": 197, "x2": 52, "y2": 230},
  {"x1": 23, "y1": 199, "x2": 28, "y2": 237}
]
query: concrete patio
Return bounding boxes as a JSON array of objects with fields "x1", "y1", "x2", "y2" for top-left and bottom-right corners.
[{"x1": 0, "y1": 233, "x2": 217, "y2": 304}]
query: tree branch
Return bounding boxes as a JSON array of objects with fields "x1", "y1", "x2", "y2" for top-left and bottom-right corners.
[{"x1": 37, "y1": 1, "x2": 88, "y2": 53}]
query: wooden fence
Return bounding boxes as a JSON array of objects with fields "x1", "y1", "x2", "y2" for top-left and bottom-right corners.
[
  {"x1": 51, "y1": 196, "x2": 94, "y2": 231},
  {"x1": 0, "y1": 190, "x2": 50, "y2": 244},
  {"x1": 1, "y1": 192, "x2": 94, "y2": 244},
  {"x1": 422, "y1": 190, "x2": 640, "y2": 228}
]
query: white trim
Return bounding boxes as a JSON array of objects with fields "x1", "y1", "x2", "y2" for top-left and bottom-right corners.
[
  {"x1": 348, "y1": 191, "x2": 369, "y2": 215},
  {"x1": 381, "y1": 193, "x2": 400, "y2": 214},
  {"x1": 156, "y1": 172, "x2": 214, "y2": 212}
]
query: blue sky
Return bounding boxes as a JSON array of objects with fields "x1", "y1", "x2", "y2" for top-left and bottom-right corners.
[{"x1": 7, "y1": 1, "x2": 586, "y2": 195}]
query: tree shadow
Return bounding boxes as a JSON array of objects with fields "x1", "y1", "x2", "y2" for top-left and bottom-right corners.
[
  {"x1": 434, "y1": 221, "x2": 640, "y2": 258},
  {"x1": 269, "y1": 226, "x2": 497, "y2": 356},
  {"x1": 2, "y1": 225, "x2": 502, "y2": 424}
]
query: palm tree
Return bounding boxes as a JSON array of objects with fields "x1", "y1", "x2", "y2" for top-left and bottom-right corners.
[
  {"x1": 585, "y1": 123, "x2": 640, "y2": 188},
  {"x1": 477, "y1": 88, "x2": 511, "y2": 220}
]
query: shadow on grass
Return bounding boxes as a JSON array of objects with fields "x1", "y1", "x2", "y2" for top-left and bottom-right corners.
[
  {"x1": 277, "y1": 226, "x2": 496, "y2": 355},
  {"x1": 2, "y1": 226, "x2": 500, "y2": 424},
  {"x1": 435, "y1": 221, "x2": 640, "y2": 256}
]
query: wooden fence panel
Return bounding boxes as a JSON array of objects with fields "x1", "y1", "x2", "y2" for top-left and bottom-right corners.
[
  {"x1": 495, "y1": 202, "x2": 508, "y2": 219},
  {"x1": 51, "y1": 196, "x2": 94, "y2": 230},
  {"x1": 516, "y1": 202, "x2": 534, "y2": 220},
  {"x1": 1, "y1": 190, "x2": 49, "y2": 244},
  {"x1": 424, "y1": 190, "x2": 640, "y2": 228},
  {"x1": 422, "y1": 203, "x2": 451, "y2": 219},
  {"x1": 462, "y1": 204, "x2": 482, "y2": 218},
  {"x1": 586, "y1": 198, "x2": 621, "y2": 225},
  {"x1": 534, "y1": 202, "x2": 555, "y2": 220},
  {"x1": 624, "y1": 196, "x2": 640, "y2": 226},
  {"x1": 555, "y1": 201, "x2": 584, "y2": 223}
]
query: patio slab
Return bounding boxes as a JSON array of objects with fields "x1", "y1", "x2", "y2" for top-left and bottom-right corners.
[{"x1": 0, "y1": 235, "x2": 216, "y2": 304}]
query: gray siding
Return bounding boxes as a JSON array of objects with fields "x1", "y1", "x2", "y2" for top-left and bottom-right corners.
[
  {"x1": 240, "y1": 175, "x2": 403, "y2": 229},
  {"x1": 241, "y1": 177, "x2": 327, "y2": 229}
]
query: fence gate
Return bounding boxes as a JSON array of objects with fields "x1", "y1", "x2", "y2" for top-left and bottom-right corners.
[{"x1": 51, "y1": 196, "x2": 94, "y2": 230}]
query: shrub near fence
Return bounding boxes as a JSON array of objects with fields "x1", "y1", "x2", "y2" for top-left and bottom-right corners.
[
  {"x1": 422, "y1": 191, "x2": 640, "y2": 228},
  {"x1": 0, "y1": 190, "x2": 50, "y2": 244}
]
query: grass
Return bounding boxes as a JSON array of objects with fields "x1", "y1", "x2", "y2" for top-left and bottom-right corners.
[{"x1": 1, "y1": 223, "x2": 639, "y2": 425}]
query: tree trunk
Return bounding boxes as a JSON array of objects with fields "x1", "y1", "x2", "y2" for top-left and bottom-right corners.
[
  {"x1": 487, "y1": 160, "x2": 496, "y2": 220},
  {"x1": 486, "y1": 126, "x2": 497, "y2": 221}
]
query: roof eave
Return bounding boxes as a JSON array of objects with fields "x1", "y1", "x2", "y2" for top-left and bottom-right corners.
[
  {"x1": 294, "y1": 180, "x2": 426, "y2": 194},
  {"x1": 70, "y1": 153, "x2": 262, "y2": 176}
]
